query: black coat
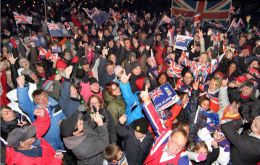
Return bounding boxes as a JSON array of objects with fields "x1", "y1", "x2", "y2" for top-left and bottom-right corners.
[
  {"x1": 221, "y1": 120, "x2": 260, "y2": 165},
  {"x1": 117, "y1": 124, "x2": 154, "y2": 165}
]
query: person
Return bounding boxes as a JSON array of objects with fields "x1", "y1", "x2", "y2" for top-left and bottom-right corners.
[
  {"x1": 104, "y1": 81, "x2": 126, "y2": 126},
  {"x1": 103, "y1": 144, "x2": 128, "y2": 165},
  {"x1": 221, "y1": 116, "x2": 260, "y2": 165},
  {"x1": 16, "y1": 75, "x2": 65, "y2": 150},
  {"x1": 140, "y1": 86, "x2": 191, "y2": 164},
  {"x1": 60, "y1": 111, "x2": 109, "y2": 165},
  {"x1": 5, "y1": 108, "x2": 63, "y2": 165},
  {"x1": 117, "y1": 116, "x2": 154, "y2": 165}
]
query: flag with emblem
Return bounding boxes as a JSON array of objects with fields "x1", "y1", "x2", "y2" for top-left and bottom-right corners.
[
  {"x1": 47, "y1": 22, "x2": 70, "y2": 37},
  {"x1": 149, "y1": 83, "x2": 179, "y2": 111},
  {"x1": 171, "y1": 0, "x2": 231, "y2": 21},
  {"x1": 13, "y1": 12, "x2": 32, "y2": 24},
  {"x1": 30, "y1": 35, "x2": 46, "y2": 47}
]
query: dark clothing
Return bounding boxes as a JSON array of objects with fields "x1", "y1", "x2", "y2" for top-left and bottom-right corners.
[
  {"x1": 58, "y1": 79, "x2": 80, "y2": 117},
  {"x1": 117, "y1": 123, "x2": 154, "y2": 165},
  {"x1": 98, "y1": 57, "x2": 116, "y2": 88},
  {"x1": 221, "y1": 120, "x2": 260, "y2": 165}
]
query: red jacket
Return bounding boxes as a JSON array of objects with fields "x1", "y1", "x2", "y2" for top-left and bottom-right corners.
[
  {"x1": 0, "y1": 71, "x2": 9, "y2": 106},
  {"x1": 5, "y1": 110, "x2": 62, "y2": 165}
]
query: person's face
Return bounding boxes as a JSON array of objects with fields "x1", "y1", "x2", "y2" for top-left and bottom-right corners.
[
  {"x1": 201, "y1": 100, "x2": 209, "y2": 110},
  {"x1": 90, "y1": 82, "x2": 100, "y2": 93},
  {"x1": 241, "y1": 86, "x2": 253, "y2": 97},
  {"x1": 70, "y1": 86, "x2": 78, "y2": 98},
  {"x1": 73, "y1": 119, "x2": 84, "y2": 136},
  {"x1": 82, "y1": 64, "x2": 90, "y2": 72},
  {"x1": 167, "y1": 132, "x2": 187, "y2": 155},
  {"x1": 20, "y1": 137, "x2": 35, "y2": 149},
  {"x1": 89, "y1": 97, "x2": 101, "y2": 111},
  {"x1": 134, "y1": 130, "x2": 146, "y2": 140},
  {"x1": 196, "y1": 147, "x2": 208, "y2": 157},
  {"x1": 1, "y1": 108, "x2": 16, "y2": 122},
  {"x1": 124, "y1": 40, "x2": 131, "y2": 49},
  {"x1": 108, "y1": 40, "x2": 114, "y2": 48},
  {"x1": 208, "y1": 79, "x2": 219, "y2": 92},
  {"x1": 91, "y1": 28, "x2": 96, "y2": 35},
  {"x1": 159, "y1": 74, "x2": 167, "y2": 85},
  {"x1": 183, "y1": 73, "x2": 193, "y2": 85},
  {"x1": 228, "y1": 63, "x2": 237, "y2": 74},
  {"x1": 251, "y1": 117, "x2": 260, "y2": 135},
  {"x1": 36, "y1": 65, "x2": 44, "y2": 74},
  {"x1": 111, "y1": 84, "x2": 121, "y2": 96},
  {"x1": 34, "y1": 92, "x2": 49, "y2": 108},
  {"x1": 213, "y1": 131, "x2": 225, "y2": 142},
  {"x1": 199, "y1": 54, "x2": 208, "y2": 65},
  {"x1": 229, "y1": 102, "x2": 240, "y2": 114},
  {"x1": 106, "y1": 64, "x2": 115, "y2": 75},
  {"x1": 109, "y1": 54, "x2": 117, "y2": 64},
  {"x1": 20, "y1": 59, "x2": 30, "y2": 69},
  {"x1": 250, "y1": 61, "x2": 259, "y2": 69},
  {"x1": 132, "y1": 67, "x2": 141, "y2": 76},
  {"x1": 168, "y1": 53, "x2": 175, "y2": 61},
  {"x1": 30, "y1": 73, "x2": 39, "y2": 83},
  {"x1": 239, "y1": 36, "x2": 246, "y2": 47}
]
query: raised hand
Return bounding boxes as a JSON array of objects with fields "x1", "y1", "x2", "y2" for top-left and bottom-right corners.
[
  {"x1": 120, "y1": 72, "x2": 131, "y2": 84},
  {"x1": 140, "y1": 85, "x2": 151, "y2": 104},
  {"x1": 221, "y1": 78, "x2": 228, "y2": 87},
  {"x1": 34, "y1": 108, "x2": 46, "y2": 118},
  {"x1": 6, "y1": 53, "x2": 18, "y2": 65},
  {"x1": 93, "y1": 112, "x2": 104, "y2": 126},
  {"x1": 119, "y1": 114, "x2": 127, "y2": 125},
  {"x1": 64, "y1": 65, "x2": 73, "y2": 79},
  {"x1": 16, "y1": 75, "x2": 25, "y2": 88}
]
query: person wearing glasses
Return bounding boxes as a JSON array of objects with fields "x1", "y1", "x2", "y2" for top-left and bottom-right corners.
[{"x1": 140, "y1": 86, "x2": 191, "y2": 165}]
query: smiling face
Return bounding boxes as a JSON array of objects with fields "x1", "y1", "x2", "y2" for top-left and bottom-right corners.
[
  {"x1": 34, "y1": 92, "x2": 49, "y2": 108},
  {"x1": 167, "y1": 132, "x2": 187, "y2": 155}
]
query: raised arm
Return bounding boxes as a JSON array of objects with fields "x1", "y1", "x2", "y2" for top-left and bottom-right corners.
[{"x1": 33, "y1": 108, "x2": 51, "y2": 138}]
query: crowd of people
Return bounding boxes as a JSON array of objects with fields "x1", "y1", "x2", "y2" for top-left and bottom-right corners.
[{"x1": 1, "y1": 1, "x2": 260, "y2": 165}]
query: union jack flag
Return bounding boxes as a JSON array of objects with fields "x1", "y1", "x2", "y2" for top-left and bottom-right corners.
[
  {"x1": 150, "y1": 88, "x2": 164, "y2": 101},
  {"x1": 171, "y1": 0, "x2": 231, "y2": 21},
  {"x1": 13, "y1": 12, "x2": 32, "y2": 24}
]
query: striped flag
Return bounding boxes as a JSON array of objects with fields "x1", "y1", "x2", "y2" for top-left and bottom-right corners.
[{"x1": 13, "y1": 12, "x2": 32, "y2": 24}]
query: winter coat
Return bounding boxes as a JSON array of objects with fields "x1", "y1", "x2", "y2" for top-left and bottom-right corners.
[
  {"x1": 119, "y1": 82, "x2": 144, "y2": 125},
  {"x1": 221, "y1": 119, "x2": 260, "y2": 165},
  {"x1": 80, "y1": 81, "x2": 103, "y2": 103},
  {"x1": 116, "y1": 124, "x2": 154, "y2": 165},
  {"x1": 63, "y1": 123, "x2": 109, "y2": 165},
  {"x1": 103, "y1": 91, "x2": 126, "y2": 126},
  {"x1": 17, "y1": 86, "x2": 65, "y2": 150},
  {"x1": 5, "y1": 110, "x2": 62, "y2": 165},
  {"x1": 58, "y1": 79, "x2": 80, "y2": 117}
]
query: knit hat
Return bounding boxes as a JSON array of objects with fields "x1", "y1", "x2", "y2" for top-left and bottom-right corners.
[
  {"x1": 132, "y1": 118, "x2": 149, "y2": 134},
  {"x1": 114, "y1": 65, "x2": 124, "y2": 77},
  {"x1": 60, "y1": 111, "x2": 79, "y2": 138},
  {"x1": 56, "y1": 59, "x2": 67, "y2": 69},
  {"x1": 42, "y1": 80, "x2": 54, "y2": 92},
  {"x1": 248, "y1": 67, "x2": 259, "y2": 78},
  {"x1": 130, "y1": 61, "x2": 141, "y2": 71},
  {"x1": 235, "y1": 75, "x2": 248, "y2": 83},
  {"x1": 7, "y1": 125, "x2": 36, "y2": 148}
]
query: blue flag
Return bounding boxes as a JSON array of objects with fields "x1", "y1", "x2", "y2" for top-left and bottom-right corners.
[
  {"x1": 149, "y1": 82, "x2": 179, "y2": 111},
  {"x1": 47, "y1": 22, "x2": 71, "y2": 37}
]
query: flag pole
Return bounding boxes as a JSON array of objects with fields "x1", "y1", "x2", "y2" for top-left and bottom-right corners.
[{"x1": 44, "y1": 0, "x2": 47, "y2": 20}]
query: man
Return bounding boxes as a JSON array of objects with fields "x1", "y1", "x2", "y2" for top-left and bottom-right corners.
[
  {"x1": 117, "y1": 116, "x2": 154, "y2": 165},
  {"x1": 16, "y1": 75, "x2": 65, "y2": 150},
  {"x1": 221, "y1": 116, "x2": 260, "y2": 165},
  {"x1": 60, "y1": 111, "x2": 109, "y2": 165},
  {"x1": 140, "y1": 86, "x2": 191, "y2": 164},
  {"x1": 5, "y1": 108, "x2": 63, "y2": 165}
]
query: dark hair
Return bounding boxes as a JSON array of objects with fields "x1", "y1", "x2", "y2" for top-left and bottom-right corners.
[
  {"x1": 0, "y1": 106, "x2": 12, "y2": 112},
  {"x1": 242, "y1": 80, "x2": 254, "y2": 89},
  {"x1": 105, "y1": 82, "x2": 120, "y2": 98},
  {"x1": 106, "y1": 60, "x2": 115, "y2": 66},
  {"x1": 199, "y1": 96, "x2": 210, "y2": 106},
  {"x1": 103, "y1": 144, "x2": 121, "y2": 162},
  {"x1": 192, "y1": 141, "x2": 208, "y2": 153},
  {"x1": 171, "y1": 127, "x2": 188, "y2": 140},
  {"x1": 32, "y1": 89, "x2": 47, "y2": 99}
]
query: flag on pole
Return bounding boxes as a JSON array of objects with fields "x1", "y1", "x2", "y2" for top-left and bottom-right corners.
[
  {"x1": 83, "y1": 8, "x2": 111, "y2": 26},
  {"x1": 227, "y1": 18, "x2": 244, "y2": 32},
  {"x1": 13, "y1": 12, "x2": 32, "y2": 24}
]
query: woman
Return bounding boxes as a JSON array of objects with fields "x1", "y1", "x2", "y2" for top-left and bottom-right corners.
[
  {"x1": 104, "y1": 82, "x2": 126, "y2": 126},
  {"x1": 86, "y1": 95, "x2": 117, "y2": 144}
]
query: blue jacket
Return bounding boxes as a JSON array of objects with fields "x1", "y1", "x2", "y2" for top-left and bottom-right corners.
[
  {"x1": 17, "y1": 86, "x2": 65, "y2": 150},
  {"x1": 58, "y1": 79, "x2": 80, "y2": 117},
  {"x1": 119, "y1": 82, "x2": 144, "y2": 125}
]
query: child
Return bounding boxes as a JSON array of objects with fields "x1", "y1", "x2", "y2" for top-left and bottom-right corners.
[{"x1": 103, "y1": 144, "x2": 128, "y2": 165}]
